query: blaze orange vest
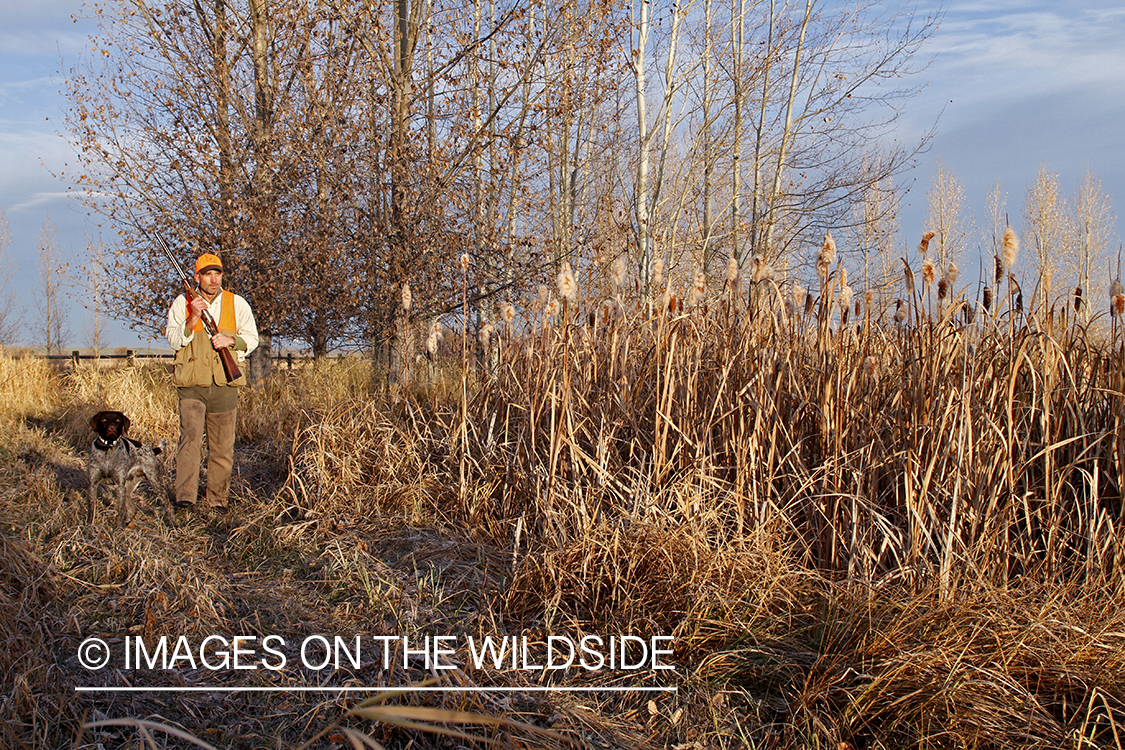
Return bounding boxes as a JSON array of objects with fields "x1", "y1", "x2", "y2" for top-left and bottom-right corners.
[{"x1": 172, "y1": 290, "x2": 246, "y2": 387}]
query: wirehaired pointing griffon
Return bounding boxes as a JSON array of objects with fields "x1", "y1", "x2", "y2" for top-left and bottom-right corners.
[{"x1": 87, "y1": 410, "x2": 176, "y2": 527}]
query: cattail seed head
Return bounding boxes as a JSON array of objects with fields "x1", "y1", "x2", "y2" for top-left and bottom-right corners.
[
  {"x1": 1111, "y1": 278, "x2": 1123, "y2": 299},
  {"x1": 546, "y1": 297, "x2": 561, "y2": 318},
  {"x1": 727, "y1": 256, "x2": 739, "y2": 284},
  {"x1": 983, "y1": 286, "x2": 993, "y2": 311},
  {"x1": 557, "y1": 261, "x2": 577, "y2": 303},
  {"x1": 1074, "y1": 286, "x2": 1083, "y2": 312},
  {"x1": 895, "y1": 303, "x2": 907, "y2": 324},
  {"x1": 537, "y1": 285, "x2": 549, "y2": 308},
  {"x1": 612, "y1": 255, "x2": 628, "y2": 288},
  {"x1": 1114, "y1": 294, "x2": 1125, "y2": 317},
  {"x1": 501, "y1": 302, "x2": 516, "y2": 324},
  {"x1": 653, "y1": 256, "x2": 664, "y2": 288},
  {"x1": 945, "y1": 262, "x2": 959, "y2": 287},
  {"x1": 479, "y1": 323, "x2": 494, "y2": 345},
  {"x1": 426, "y1": 330, "x2": 439, "y2": 358},
  {"x1": 459, "y1": 253, "x2": 471, "y2": 272},
  {"x1": 918, "y1": 230, "x2": 936, "y2": 256},
  {"x1": 816, "y1": 250, "x2": 829, "y2": 281},
  {"x1": 864, "y1": 356, "x2": 877, "y2": 378},
  {"x1": 840, "y1": 285, "x2": 853, "y2": 317},
  {"x1": 903, "y1": 261, "x2": 916, "y2": 295},
  {"x1": 401, "y1": 282, "x2": 412, "y2": 312},
  {"x1": 1002, "y1": 227, "x2": 1019, "y2": 271},
  {"x1": 840, "y1": 266, "x2": 848, "y2": 290},
  {"x1": 821, "y1": 231, "x2": 837, "y2": 269},
  {"x1": 995, "y1": 255, "x2": 1003, "y2": 286},
  {"x1": 937, "y1": 279, "x2": 948, "y2": 301},
  {"x1": 864, "y1": 290, "x2": 875, "y2": 311},
  {"x1": 804, "y1": 292, "x2": 815, "y2": 316},
  {"x1": 921, "y1": 257, "x2": 935, "y2": 288},
  {"x1": 690, "y1": 269, "x2": 706, "y2": 306}
]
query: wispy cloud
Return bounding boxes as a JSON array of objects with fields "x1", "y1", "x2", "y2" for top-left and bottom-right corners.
[
  {"x1": 925, "y1": 2, "x2": 1125, "y2": 106},
  {"x1": 9, "y1": 190, "x2": 107, "y2": 213}
]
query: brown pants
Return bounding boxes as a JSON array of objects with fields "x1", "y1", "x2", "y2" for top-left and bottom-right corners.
[{"x1": 175, "y1": 392, "x2": 238, "y2": 508}]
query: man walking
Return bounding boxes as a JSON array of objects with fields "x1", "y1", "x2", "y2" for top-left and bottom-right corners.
[{"x1": 166, "y1": 252, "x2": 258, "y2": 512}]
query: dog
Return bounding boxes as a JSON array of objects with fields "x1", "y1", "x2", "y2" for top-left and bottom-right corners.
[{"x1": 87, "y1": 410, "x2": 176, "y2": 527}]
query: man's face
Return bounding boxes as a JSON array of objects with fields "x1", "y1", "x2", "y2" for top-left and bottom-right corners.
[{"x1": 195, "y1": 269, "x2": 223, "y2": 298}]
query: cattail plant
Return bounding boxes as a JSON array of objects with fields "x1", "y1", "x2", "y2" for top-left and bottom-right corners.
[
  {"x1": 401, "y1": 282, "x2": 412, "y2": 312},
  {"x1": 690, "y1": 269, "x2": 706, "y2": 307},
  {"x1": 918, "y1": 230, "x2": 935, "y2": 256},
  {"x1": 903, "y1": 260, "x2": 916, "y2": 296},
  {"x1": 945, "y1": 262, "x2": 959, "y2": 287},
  {"x1": 479, "y1": 322, "x2": 495, "y2": 347},
  {"x1": 500, "y1": 302, "x2": 516, "y2": 332},
  {"x1": 983, "y1": 286, "x2": 993, "y2": 312},
  {"x1": 557, "y1": 260, "x2": 577, "y2": 309},
  {"x1": 921, "y1": 257, "x2": 935, "y2": 289},
  {"x1": 817, "y1": 232, "x2": 837, "y2": 282},
  {"x1": 612, "y1": 255, "x2": 628, "y2": 290},
  {"x1": 1002, "y1": 227, "x2": 1019, "y2": 272}
]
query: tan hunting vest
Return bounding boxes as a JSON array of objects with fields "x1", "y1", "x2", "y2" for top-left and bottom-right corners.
[{"x1": 172, "y1": 290, "x2": 247, "y2": 387}]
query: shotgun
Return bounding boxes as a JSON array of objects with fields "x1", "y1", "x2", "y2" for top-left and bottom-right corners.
[{"x1": 157, "y1": 237, "x2": 241, "y2": 383}]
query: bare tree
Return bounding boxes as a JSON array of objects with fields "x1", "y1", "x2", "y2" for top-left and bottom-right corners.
[
  {"x1": 924, "y1": 160, "x2": 972, "y2": 270},
  {"x1": 1023, "y1": 165, "x2": 1071, "y2": 311},
  {"x1": 0, "y1": 212, "x2": 21, "y2": 346},
  {"x1": 36, "y1": 215, "x2": 69, "y2": 354},
  {"x1": 1070, "y1": 168, "x2": 1116, "y2": 323}
]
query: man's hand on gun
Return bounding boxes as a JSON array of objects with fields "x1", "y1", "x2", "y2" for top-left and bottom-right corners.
[
  {"x1": 186, "y1": 295, "x2": 207, "y2": 331},
  {"x1": 187, "y1": 295, "x2": 234, "y2": 351}
]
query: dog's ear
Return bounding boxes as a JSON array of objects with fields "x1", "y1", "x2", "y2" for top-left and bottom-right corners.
[{"x1": 121, "y1": 413, "x2": 131, "y2": 434}]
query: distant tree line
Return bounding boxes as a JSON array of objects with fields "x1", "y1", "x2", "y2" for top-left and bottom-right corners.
[{"x1": 64, "y1": 0, "x2": 938, "y2": 373}]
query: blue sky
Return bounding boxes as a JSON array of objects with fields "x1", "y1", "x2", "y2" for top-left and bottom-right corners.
[{"x1": 2, "y1": 0, "x2": 1124, "y2": 347}]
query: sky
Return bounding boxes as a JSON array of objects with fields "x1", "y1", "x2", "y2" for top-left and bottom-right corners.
[{"x1": 1, "y1": 0, "x2": 1124, "y2": 348}]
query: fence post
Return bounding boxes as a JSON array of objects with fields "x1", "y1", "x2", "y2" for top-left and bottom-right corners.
[{"x1": 71, "y1": 350, "x2": 80, "y2": 368}]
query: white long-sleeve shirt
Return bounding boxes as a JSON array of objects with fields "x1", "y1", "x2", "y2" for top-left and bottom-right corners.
[{"x1": 166, "y1": 290, "x2": 259, "y2": 362}]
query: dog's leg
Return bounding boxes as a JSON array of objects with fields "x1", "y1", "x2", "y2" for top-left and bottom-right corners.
[
  {"x1": 87, "y1": 470, "x2": 97, "y2": 524},
  {"x1": 116, "y1": 475, "x2": 131, "y2": 527}
]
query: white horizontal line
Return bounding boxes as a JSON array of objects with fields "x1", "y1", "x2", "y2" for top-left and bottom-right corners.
[{"x1": 75, "y1": 686, "x2": 677, "y2": 693}]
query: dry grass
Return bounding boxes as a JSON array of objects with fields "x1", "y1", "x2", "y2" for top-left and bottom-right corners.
[{"x1": 1, "y1": 272, "x2": 1124, "y2": 750}]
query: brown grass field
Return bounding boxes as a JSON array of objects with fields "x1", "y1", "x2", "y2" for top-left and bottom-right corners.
[{"x1": 2, "y1": 275, "x2": 1125, "y2": 749}]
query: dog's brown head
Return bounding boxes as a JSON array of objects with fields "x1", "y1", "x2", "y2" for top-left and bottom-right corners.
[{"x1": 90, "y1": 410, "x2": 130, "y2": 446}]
